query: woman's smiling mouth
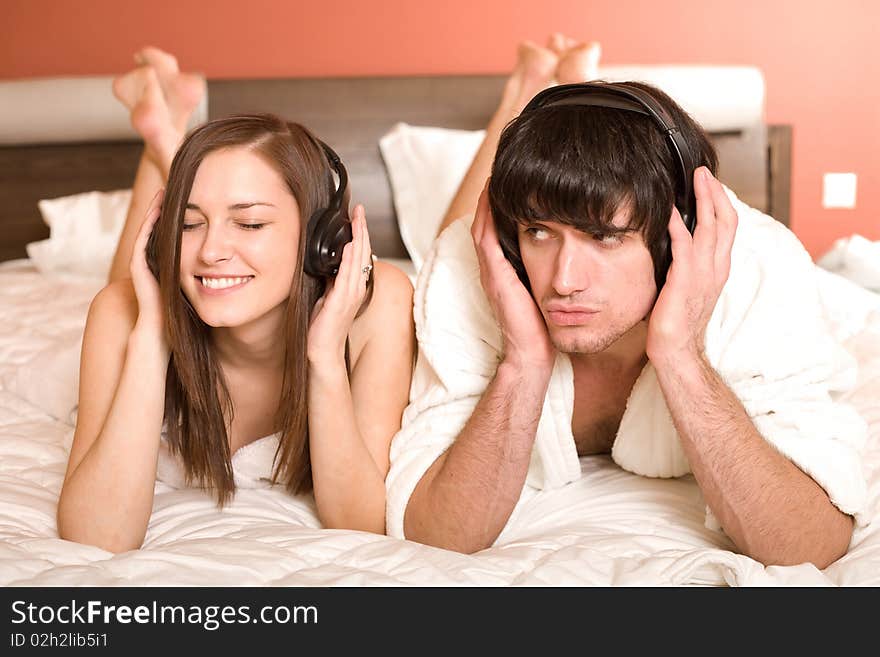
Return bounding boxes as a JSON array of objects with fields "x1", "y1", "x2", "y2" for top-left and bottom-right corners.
[{"x1": 196, "y1": 275, "x2": 255, "y2": 294}]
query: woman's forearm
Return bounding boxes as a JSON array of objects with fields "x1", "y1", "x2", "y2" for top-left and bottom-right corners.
[
  {"x1": 57, "y1": 329, "x2": 169, "y2": 552},
  {"x1": 307, "y1": 356, "x2": 387, "y2": 534}
]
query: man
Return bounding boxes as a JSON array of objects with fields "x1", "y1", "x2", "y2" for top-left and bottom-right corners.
[{"x1": 385, "y1": 79, "x2": 867, "y2": 568}]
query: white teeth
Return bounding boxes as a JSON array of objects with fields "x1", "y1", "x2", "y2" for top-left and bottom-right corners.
[{"x1": 200, "y1": 276, "x2": 251, "y2": 289}]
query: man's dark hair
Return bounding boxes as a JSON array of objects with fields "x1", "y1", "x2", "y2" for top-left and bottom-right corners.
[{"x1": 488, "y1": 81, "x2": 718, "y2": 293}]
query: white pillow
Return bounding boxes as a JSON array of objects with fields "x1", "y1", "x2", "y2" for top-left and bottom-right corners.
[
  {"x1": 816, "y1": 234, "x2": 880, "y2": 293},
  {"x1": 379, "y1": 123, "x2": 484, "y2": 271},
  {"x1": 27, "y1": 188, "x2": 132, "y2": 280}
]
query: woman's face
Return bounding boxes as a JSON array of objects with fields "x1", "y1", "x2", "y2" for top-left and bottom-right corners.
[{"x1": 179, "y1": 146, "x2": 301, "y2": 329}]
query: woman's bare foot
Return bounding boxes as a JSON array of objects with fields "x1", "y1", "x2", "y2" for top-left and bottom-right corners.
[
  {"x1": 499, "y1": 40, "x2": 559, "y2": 116},
  {"x1": 554, "y1": 38, "x2": 601, "y2": 84},
  {"x1": 112, "y1": 66, "x2": 180, "y2": 171},
  {"x1": 134, "y1": 46, "x2": 205, "y2": 134}
]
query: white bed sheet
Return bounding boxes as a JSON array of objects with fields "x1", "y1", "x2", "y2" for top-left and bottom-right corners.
[{"x1": 1, "y1": 259, "x2": 878, "y2": 587}]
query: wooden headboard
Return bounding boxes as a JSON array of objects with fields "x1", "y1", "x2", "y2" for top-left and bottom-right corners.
[{"x1": 0, "y1": 75, "x2": 791, "y2": 263}]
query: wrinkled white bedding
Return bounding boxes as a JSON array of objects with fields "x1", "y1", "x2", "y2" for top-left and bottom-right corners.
[{"x1": 1, "y1": 258, "x2": 878, "y2": 586}]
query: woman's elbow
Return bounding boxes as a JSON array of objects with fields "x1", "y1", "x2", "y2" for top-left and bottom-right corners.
[
  {"x1": 317, "y1": 495, "x2": 387, "y2": 535},
  {"x1": 57, "y1": 506, "x2": 145, "y2": 554},
  {"x1": 321, "y1": 513, "x2": 386, "y2": 535}
]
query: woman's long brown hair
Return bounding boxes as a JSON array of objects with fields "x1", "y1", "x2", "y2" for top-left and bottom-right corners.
[{"x1": 146, "y1": 113, "x2": 361, "y2": 505}]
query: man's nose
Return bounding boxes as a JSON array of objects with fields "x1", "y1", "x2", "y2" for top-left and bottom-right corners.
[{"x1": 551, "y1": 243, "x2": 591, "y2": 297}]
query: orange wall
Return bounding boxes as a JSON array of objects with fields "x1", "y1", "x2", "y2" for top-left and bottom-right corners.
[{"x1": 4, "y1": 0, "x2": 878, "y2": 258}]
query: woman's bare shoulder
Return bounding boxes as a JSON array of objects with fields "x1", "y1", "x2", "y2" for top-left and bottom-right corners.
[
  {"x1": 363, "y1": 260, "x2": 414, "y2": 324},
  {"x1": 350, "y1": 260, "x2": 414, "y2": 348}
]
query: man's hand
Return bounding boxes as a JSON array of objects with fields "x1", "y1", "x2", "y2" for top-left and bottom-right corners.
[
  {"x1": 473, "y1": 182, "x2": 555, "y2": 371},
  {"x1": 646, "y1": 167, "x2": 738, "y2": 366}
]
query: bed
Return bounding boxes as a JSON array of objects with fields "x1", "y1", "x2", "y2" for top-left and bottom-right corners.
[{"x1": 1, "y1": 67, "x2": 878, "y2": 587}]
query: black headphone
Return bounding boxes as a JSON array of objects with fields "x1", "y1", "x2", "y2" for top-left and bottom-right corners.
[
  {"x1": 522, "y1": 81, "x2": 698, "y2": 234},
  {"x1": 303, "y1": 140, "x2": 353, "y2": 278}
]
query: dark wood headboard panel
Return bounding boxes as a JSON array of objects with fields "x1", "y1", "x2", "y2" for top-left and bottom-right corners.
[
  {"x1": 207, "y1": 75, "x2": 511, "y2": 260},
  {"x1": 0, "y1": 74, "x2": 789, "y2": 263},
  {"x1": 0, "y1": 142, "x2": 141, "y2": 262}
]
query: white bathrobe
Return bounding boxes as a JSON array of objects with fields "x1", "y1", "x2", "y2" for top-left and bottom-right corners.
[{"x1": 385, "y1": 188, "x2": 869, "y2": 540}]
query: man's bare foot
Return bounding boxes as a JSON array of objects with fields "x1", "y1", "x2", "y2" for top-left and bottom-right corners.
[
  {"x1": 134, "y1": 46, "x2": 205, "y2": 134},
  {"x1": 112, "y1": 66, "x2": 180, "y2": 170},
  {"x1": 500, "y1": 40, "x2": 558, "y2": 115},
  {"x1": 547, "y1": 32, "x2": 578, "y2": 57},
  {"x1": 555, "y1": 40, "x2": 601, "y2": 84}
]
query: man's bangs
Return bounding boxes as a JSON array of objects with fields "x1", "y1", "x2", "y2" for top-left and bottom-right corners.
[
  {"x1": 490, "y1": 107, "x2": 650, "y2": 233},
  {"x1": 507, "y1": 186, "x2": 637, "y2": 236}
]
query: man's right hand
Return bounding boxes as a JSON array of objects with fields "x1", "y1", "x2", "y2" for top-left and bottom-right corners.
[{"x1": 472, "y1": 182, "x2": 555, "y2": 372}]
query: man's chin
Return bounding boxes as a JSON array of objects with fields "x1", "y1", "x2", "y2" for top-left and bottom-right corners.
[{"x1": 549, "y1": 330, "x2": 618, "y2": 355}]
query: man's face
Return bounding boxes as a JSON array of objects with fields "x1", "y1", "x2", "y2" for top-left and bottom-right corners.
[{"x1": 517, "y1": 210, "x2": 657, "y2": 354}]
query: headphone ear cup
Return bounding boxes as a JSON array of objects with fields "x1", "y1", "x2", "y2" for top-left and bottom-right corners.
[
  {"x1": 304, "y1": 207, "x2": 329, "y2": 277},
  {"x1": 302, "y1": 139, "x2": 354, "y2": 278},
  {"x1": 655, "y1": 192, "x2": 696, "y2": 292},
  {"x1": 681, "y1": 188, "x2": 698, "y2": 236},
  {"x1": 304, "y1": 204, "x2": 353, "y2": 278},
  {"x1": 655, "y1": 230, "x2": 672, "y2": 293}
]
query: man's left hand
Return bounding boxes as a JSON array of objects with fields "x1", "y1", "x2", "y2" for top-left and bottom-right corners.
[{"x1": 646, "y1": 166, "x2": 738, "y2": 366}]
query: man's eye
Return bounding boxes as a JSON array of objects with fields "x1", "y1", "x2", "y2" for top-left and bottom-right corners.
[
  {"x1": 594, "y1": 233, "x2": 623, "y2": 246},
  {"x1": 525, "y1": 226, "x2": 550, "y2": 240}
]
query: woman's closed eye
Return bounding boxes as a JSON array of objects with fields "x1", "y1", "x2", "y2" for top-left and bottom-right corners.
[
  {"x1": 182, "y1": 218, "x2": 269, "y2": 231},
  {"x1": 236, "y1": 221, "x2": 268, "y2": 230}
]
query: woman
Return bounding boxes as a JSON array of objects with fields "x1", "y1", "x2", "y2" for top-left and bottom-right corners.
[{"x1": 56, "y1": 49, "x2": 415, "y2": 552}]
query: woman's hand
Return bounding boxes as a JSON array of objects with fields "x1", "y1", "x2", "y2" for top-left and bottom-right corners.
[
  {"x1": 130, "y1": 189, "x2": 168, "y2": 349},
  {"x1": 646, "y1": 167, "x2": 738, "y2": 367},
  {"x1": 307, "y1": 204, "x2": 373, "y2": 366}
]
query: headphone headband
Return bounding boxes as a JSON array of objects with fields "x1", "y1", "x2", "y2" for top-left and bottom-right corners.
[{"x1": 319, "y1": 139, "x2": 349, "y2": 213}]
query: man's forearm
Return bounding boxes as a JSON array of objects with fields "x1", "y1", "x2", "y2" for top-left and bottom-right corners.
[
  {"x1": 654, "y1": 353, "x2": 853, "y2": 568},
  {"x1": 404, "y1": 359, "x2": 553, "y2": 553}
]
